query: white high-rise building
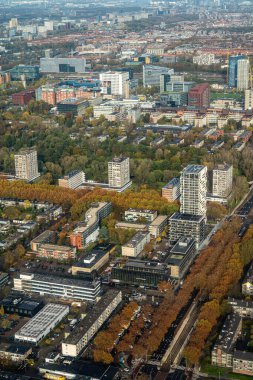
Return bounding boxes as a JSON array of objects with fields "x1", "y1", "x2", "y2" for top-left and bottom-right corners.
[
  {"x1": 108, "y1": 157, "x2": 130, "y2": 189},
  {"x1": 212, "y1": 164, "x2": 233, "y2": 198},
  {"x1": 245, "y1": 89, "x2": 253, "y2": 110},
  {"x1": 9, "y1": 18, "x2": 18, "y2": 28},
  {"x1": 100, "y1": 71, "x2": 129, "y2": 98},
  {"x1": 237, "y1": 59, "x2": 250, "y2": 90},
  {"x1": 180, "y1": 165, "x2": 207, "y2": 217},
  {"x1": 14, "y1": 148, "x2": 40, "y2": 182}
]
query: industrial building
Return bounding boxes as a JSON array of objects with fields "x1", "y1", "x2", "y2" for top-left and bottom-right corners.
[{"x1": 15, "y1": 303, "x2": 69, "y2": 345}]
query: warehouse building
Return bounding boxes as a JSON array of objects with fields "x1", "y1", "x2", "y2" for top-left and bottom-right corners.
[
  {"x1": 15, "y1": 303, "x2": 69, "y2": 345},
  {"x1": 61, "y1": 290, "x2": 122, "y2": 357}
]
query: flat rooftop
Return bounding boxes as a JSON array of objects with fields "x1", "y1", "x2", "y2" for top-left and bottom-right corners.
[
  {"x1": 123, "y1": 232, "x2": 149, "y2": 248},
  {"x1": 163, "y1": 177, "x2": 180, "y2": 189},
  {"x1": 18, "y1": 272, "x2": 100, "y2": 289},
  {"x1": 150, "y1": 215, "x2": 168, "y2": 227},
  {"x1": 1, "y1": 295, "x2": 43, "y2": 311},
  {"x1": 214, "y1": 313, "x2": 241, "y2": 354},
  {"x1": 63, "y1": 290, "x2": 121, "y2": 345},
  {"x1": 15, "y1": 303, "x2": 69, "y2": 340},
  {"x1": 170, "y1": 237, "x2": 196, "y2": 255},
  {"x1": 124, "y1": 259, "x2": 168, "y2": 272},
  {"x1": 126, "y1": 208, "x2": 157, "y2": 215},
  {"x1": 72, "y1": 202, "x2": 109, "y2": 235},
  {"x1": 31, "y1": 230, "x2": 54, "y2": 244},
  {"x1": 182, "y1": 164, "x2": 206, "y2": 174},
  {"x1": 170, "y1": 212, "x2": 205, "y2": 222}
]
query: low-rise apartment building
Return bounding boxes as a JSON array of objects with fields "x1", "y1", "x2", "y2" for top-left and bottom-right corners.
[
  {"x1": 122, "y1": 232, "x2": 151, "y2": 257},
  {"x1": 58, "y1": 170, "x2": 86, "y2": 189},
  {"x1": 162, "y1": 178, "x2": 180, "y2": 202},
  {"x1": 211, "y1": 313, "x2": 242, "y2": 368},
  {"x1": 70, "y1": 202, "x2": 112, "y2": 249},
  {"x1": 61, "y1": 290, "x2": 122, "y2": 357}
]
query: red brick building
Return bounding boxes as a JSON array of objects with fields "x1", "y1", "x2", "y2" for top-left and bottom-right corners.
[
  {"x1": 12, "y1": 89, "x2": 35, "y2": 106},
  {"x1": 188, "y1": 83, "x2": 210, "y2": 109}
]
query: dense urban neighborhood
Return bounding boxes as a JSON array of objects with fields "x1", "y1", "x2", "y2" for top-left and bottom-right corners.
[{"x1": 1, "y1": 0, "x2": 253, "y2": 380}]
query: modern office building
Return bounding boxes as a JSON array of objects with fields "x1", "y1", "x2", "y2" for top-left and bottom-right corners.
[
  {"x1": 125, "y1": 208, "x2": 157, "y2": 223},
  {"x1": 169, "y1": 212, "x2": 206, "y2": 247},
  {"x1": 160, "y1": 91, "x2": 189, "y2": 107},
  {"x1": 166, "y1": 237, "x2": 196, "y2": 279},
  {"x1": 188, "y1": 83, "x2": 210, "y2": 108},
  {"x1": 212, "y1": 164, "x2": 233, "y2": 198},
  {"x1": 108, "y1": 157, "x2": 130, "y2": 189},
  {"x1": 160, "y1": 74, "x2": 185, "y2": 93},
  {"x1": 228, "y1": 55, "x2": 247, "y2": 88},
  {"x1": 58, "y1": 170, "x2": 85, "y2": 189},
  {"x1": 112, "y1": 260, "x2": 169, "y2": 287},
  {"x1": 180, "y1": 165, "x2": 207, "y2": 217},
  {"x1": 14, "y1": 273, "x2": 101, "y2": 302},
  {"x1": 162, "y1": 178, "x2": 180, "y2": 202},
  {"x1": 143, "y1": 65, "x2": 174, "y2": 87},
  {"x1": 100, "y1": 71, "x2": 129, "y2": 98},
  {"x1": 122, "y1": 232, "x2": 150, "y2": 257},
  {"x1": 212, "y1": 313, "x2": 242, "y2": 368},
  {"x1": 40, "y1": 57, "x2": 86, "y2": 74},
  {"x1": 9, "y1": 65, "x2": 41, "y2": 81},
  {"x1": 237, "y1": 59, "x2": 250, "y2": 90},
  {"x1": 15, "y1": 303, "x2": 69, "y2": 345},
  {"x1": 61, "y1": 290, "x2": 122, "y2": 357},
  {"x1": 71, "y1": 244, "x2": 114, "y2": 275},
  {"x1": 57, "y1": 98, "x2": 89, "y2": 116},
  {"x1": 70, "y1": 202, "x2": 112, "y2": 250},
  {"x1": 14, "y1": 148, "x2": 40, "y2": 182}
]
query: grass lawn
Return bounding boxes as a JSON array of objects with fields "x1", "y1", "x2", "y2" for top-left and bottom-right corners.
[{"x1": 201, "y1": 361, "x2": 253, "y2": 380}]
